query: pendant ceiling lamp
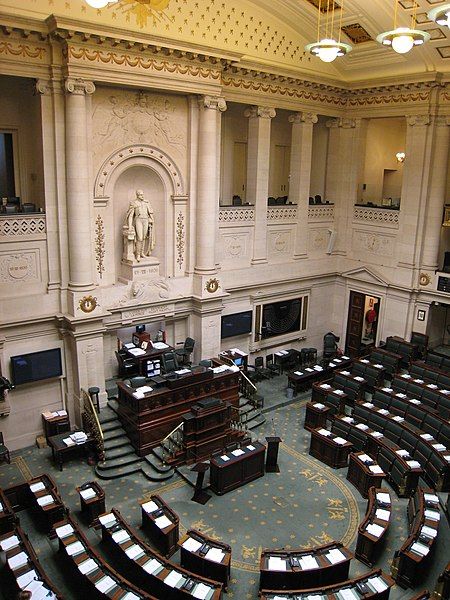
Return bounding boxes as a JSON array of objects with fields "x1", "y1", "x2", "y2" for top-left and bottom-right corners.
[
  {"x1": 85, "y1": 0, "x2": 118, "y2": 8},
  {"x1": 427, "y1": 3, "x2": 450, "y2": 29},
  {"x1": 305, "y1": 0, "x2": 352, "y2": 63},
  {"x1": 377, "y1": 0, "x2": 429, "y2": 54}
]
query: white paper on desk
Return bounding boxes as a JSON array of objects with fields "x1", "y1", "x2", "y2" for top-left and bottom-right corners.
[
  {"x1": 136, "y1": 385, "x2": 153, "y2": 394},
  {"x1": 376, "y1": 492, "x2": 391, "y2": 505},
  {"x1": 299, "y1": 555, "x2": 319, "y2": 570},
  {"x1": 356, "y1": 423, "x2": 368, "y2": 430},
  {"x1": 42, "y1": 411, "x2": 53, "y2": 419},
  {"x1": 333, "y1": 437, "x2": 347, "y2": 445},
  {"x1": 441, "y1": 389, "x2": 450, "y2": 394},
  {"x1": 318, "y1": 428, "x2": 331, "y2": 436},
  {"x1": 112, "y1": 529, "x2": 130, "y2": 544},
  {"x1": 142, "y1": 500, "x2": 158, "y2": 514},
  {"x1": 342, "y1": 417, "x2": 354, "y2": 423},
  {"x1": 143, "y1": 558, "x2": 163, "y2": 574},
  {"x1": 182, "y1": 537, "x2": 203, "y2": 552},
  {"x1": 402, "y1": 374, "x2": 411, "y2": 379},
  {"x1": 325, "y1": 548, "x2": 345, "y2": 564},
  {"x1": 205, "y1": 547, "x2": 225, "y2": 563},
  {"x1": 354, "y1": 376, "x2": 364, "y2": 382},
  {"x1": 275, "y1": 351, "x2": 283, "y2": 357},
  {"x1": 363, "y1": 402, "x2": 374, "y2": 408},
  {"x1": 24, "y1": 579, "x2": 44, "y2": 595},
  {"x1": 220, "y1": 455, "x2": 230, "y2": 461},
  {"x1": 314, "y1": 366, "x2": 323, "y2": 371},
  {"x1": 66, "y1": 541, "x2": 84, "y2": 556},
  {"x1": 0, "y1": 502, "x2": 3, "y2": 511},
  {"x1": 17, "y1": 569, "x2": 37, "y2": 589},
  {"x1": 95, "y1": 575, "x2": 116, "y2": 594},
  {"x1": 375, "y1": 508, "x2": 390, "y2": 521},
  {"x1": 411, "y1": 542, "x2": 430, "y2": 556},
  {"x1": 433, "y1": 443, "x2": 447, "y2": 451},
  {"x1": 125, "y1": 544, "x2": 144, "y2": 560},
  {"x1": 37, "y1": 495, "x2": 54, "y2": 507},
  {"x1": 164, "y1": 570, "x2": 184, "y2": 588},
  {"x1": 153, "y1": 342, "x2": 169, "y2": 350},
  {"x1": 268, "y1": 556, "x2": 287, "y2": 571},
  {"x1": 57, "y1": 410, "x2": 67, "y2": 416},
  {"x1": 427, "y1": 384, "x2": 438, "y2": 389},
  {"x1": 421, "y1": 525, "x2": 438, "y2": 538},
  {"x1": 192, "y1": 583, "x2": 212, "y2": 599},
  {"x1": 305, "y1": 368, "x2": 314, "y2": 372},
  {"x1": 175, "y1": 369, "x2": 191, "y2": 375},
  {"x1": 79, "y1": 488, "x2": 96, "y2": 500},
  {"x1": 132, "y1": 391, "x2": 145, "y2": 399},
  {"x1": 31, "y1": 585, "x2": 55, "y2": 600},
  {"x1": 424, "y1": 509, "x2": 440, "y2": 521},
  {"x1": 410, "y1": 399, "x2": 421, "y2": 405},
  {"x1": 271, "y1": 597, "x2": 289, "y2": 600},
  {"x1": 124, "y1": 343, "x2": 135, "y2": 349},
  {"x1": 122, "y1": 594, "x2": 140, "y2": 600},
  {"x1": 378, "y1": 409, "x2": 389, "y2": 415},
  {"x1": 366, "y1": 523, "x2": 384, "y2": 538},
  {"x1": 358, "y1": 454, "x2": 371, "y2": 463},
  {"x1": 382, "y1": 388, "x2": 393, "y2": 393},
  {"x1": 55, "y1": 524, "x2": 74, "y2": 539},
  {"x1": 421, "y1": 433, "x2": 433, "y2": 441},
  {"x1": 424, "y1": 493, "x2": 439, "y2": 504},
  {"x1": 99, "y1": 512, "x2": 116, "y2": 526},
  {"x1": 320, "y1": 384, "x2": 331, "y2": 389},
  {"x1": 63, "y1": 437, "x2": 75, "y2": 447},
  {"x1": 445, "y1": 455, "x2": 450, "y2": 462},
  {"x1": 246, "y1": 445, "x2": 256, "y2": 451},
  {"x1": 360, "y1": 359, "x2": 369, "y2": 364},
  {"x1": 393, "y1": 416, "x2": 404, "y2": 422},
  {"x1": 339, "y1": 588, "x2": 359, "y2": 600},
  {"x1": 78, "y1": 558, "x2": 98, "y2": 574},
  {"x1": 341, "y1": 370, "x2": 350, "y2": 376},
  {"x1": 395, "y1": 393, "x2": 407, "y2": 398},
  {"x1": 370, "y1": 431, "x2": 383, "y2": 438},
  {"x1": 334, "y1": 389, "x2": 344, "y2": 395},
  {"x1": 231, "y1": 448, "x2": 244, "y2": 457},
  {"x1": 155, "y1": 515, "x2": 172, "y2": 529},
  {"x1": 0, "y1": 534, "x2": 19, "y2": 551},
  {"x1": 368, "y1": 576, "x2": 388, "y2": 593},
  {"x1": 374, "y1": 364, "x2": 383, "y2": 369},
  {"x1": 406, "y1": 460, "x2": 421, "y2": 469},
  {"x1": 414, "y1": 379, "x2": 424, "y2": 384},
  {"x1": 8, "y1": 551, "x2": 28, "y2": 569},
  {"x1": 30, "y1": 482, "x2": 45, "y2": 493},
  {"x1": 128, "y1": 348, "x2": 146, "y2": 356},
  {"x1": 314, "y1": 403, "x2": 325, "y2": 409},
  {"x1": 294, "y1": 371, "x2": 304, "y2": 376},
  {"x1": 396, "y1": 449, "x2": 410, "y2": 457}
]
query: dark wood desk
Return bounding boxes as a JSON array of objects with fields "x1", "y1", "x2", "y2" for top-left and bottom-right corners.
[
  {"x1": 140, "y1": 494, "x2": 179, "y2": 557},
  {"x1": 219, "y1": 348, "x2": 248, "y2": 371},
  {"x1": 259, "y1": 568, "x2": 394, "y2": 600},
  {"x1": 0, "y1": 488, "x2": 16, "y2": 535},
  {"x1": 304, "y1": 401, "x2": 330, "y2": 432},
  {"x1": 77, "y1": 481, "x2": 105, "y2": 526},
  {"x1": 28, "y1": 474, "x2": 66, "y2": 533},
  {"x1": 41, "y1": 410, "x2": 70, "y2": 441},
  {"x1": 309, "y1": 427, "x2": 353, "y2": 468},
  {"x1": 287, "y1": 364, "x2": 326, "y2": 394},
  {"x1": 48, "y1": 430, "x2": 96, "y2": 471},
  {"x1": 355, "y1": 487, "x2": 391, "y2": 566},
  {"x1": 124, "y1": 343, "x2": 174, "y2": 376},
  {"x1": 347, "y1": 452, "x2": 385, "y2": 498},
  {"x1": 259, "y1": 541, "x2": 353, "y2": 590},
  {"x1": 179, "y1": 529, "x2": 231, "y2": 590},
  {"x1": 209, "y1": 440, "x2": 266, "y2": 495},
  {"x1": 117, "y1": 366, "x2": 240, "y2": 456}
]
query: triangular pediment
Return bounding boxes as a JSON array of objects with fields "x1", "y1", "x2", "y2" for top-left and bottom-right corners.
[{"x1": 340, "y1": 266, "x2": 390, "y2": 287}]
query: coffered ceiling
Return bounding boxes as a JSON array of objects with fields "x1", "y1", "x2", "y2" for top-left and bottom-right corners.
[{"x1": 2, "y1": 0, "x2": 450, "y2": 84}]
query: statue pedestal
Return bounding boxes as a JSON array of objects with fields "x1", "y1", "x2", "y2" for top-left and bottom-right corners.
[{"x1": 120, "y1": 256, "x2": 160, "y2": 283}]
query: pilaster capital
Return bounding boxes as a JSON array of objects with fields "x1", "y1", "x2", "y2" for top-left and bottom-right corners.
[
  {"x1": 35, "y1": 79, "x2": 52, "y2": 96},
  {"x1": 326, "y1": 117, "x2": 358, "y2": 129},
  {"x1": 244, "y1": 105, "x2": 276, "y2": 119},
  {"x1": 64, "y1": 77, "x2": 95, "y2": 96},
  {"x1": 288, "y1": 111, "x2": 318, "y2": 125},
  {"x1": 406, "y1": 114, "x2": 430, "y2": 127},
  {"x1": 198, "y1": 95, "x2": 227, "y2": 112},
  {"x1": 432, "y1": 115, "x2": 450, "y2": 127}
]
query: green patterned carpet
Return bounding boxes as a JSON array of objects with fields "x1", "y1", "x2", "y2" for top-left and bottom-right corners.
[{"x1": 0, "y1": 381, "x2": 449, "y2": 599}]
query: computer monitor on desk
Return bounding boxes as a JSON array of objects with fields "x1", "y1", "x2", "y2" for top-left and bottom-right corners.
[{"x1": 234, "y1": 357, "x2": 243, "y2": 367}]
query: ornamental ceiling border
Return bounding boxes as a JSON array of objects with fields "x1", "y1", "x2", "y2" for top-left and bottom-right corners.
[{"x1": 94, "y1": 144, "x2": 184, "y2": 199}]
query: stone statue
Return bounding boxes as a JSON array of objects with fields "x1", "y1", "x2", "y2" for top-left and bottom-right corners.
[{"x1": 124, "y1": 189, "x2": 155, "y2": 261}]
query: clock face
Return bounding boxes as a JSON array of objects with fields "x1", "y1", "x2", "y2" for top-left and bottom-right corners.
[
  {"x1": 205, "y1": 278, "x2": 220, "y2": 293},
  {"x1": 79, "y1": 295, "x2": 98, "y2": 313}
]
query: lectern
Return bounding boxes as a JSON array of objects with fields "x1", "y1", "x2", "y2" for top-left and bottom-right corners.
[
  {"x1": 265, "y1": 436, "x2": 282, "y2": 472},
  {"x1": 191, "y1": 462, "x2": 211, "y2": 504}
]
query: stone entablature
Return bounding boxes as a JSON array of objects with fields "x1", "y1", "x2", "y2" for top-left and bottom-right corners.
[
  {"x1": 308, "y1": 205, "x2": 335, "y2": 222},
  {"x1": 353, "y1": 207, "x2": 399, "y2": 229},
  {"x1": 0, "y1": 214, "x2": 47, "y2": 239}
]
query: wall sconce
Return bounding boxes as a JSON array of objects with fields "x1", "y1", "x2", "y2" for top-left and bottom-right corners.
[{"x1": 396, "y1": 152, "x2": 405, "y2": 163}]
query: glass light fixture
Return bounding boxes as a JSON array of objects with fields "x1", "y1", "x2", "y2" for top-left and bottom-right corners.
[
  {"x1": 305, "y1": 0, "x2": 352, "y2": 63},
  {"x1": 427, "y1": 3, "x2": 450, "y2": 29},
  {"x1": 377, "y1": 1, "x2": 429, "y2": 54},
  {"x1": 85, "y1": 0, "x2": 118, "y2": 8},
  {"x1": 396, "y1": 152, "x2": 406, "y2": 163}
]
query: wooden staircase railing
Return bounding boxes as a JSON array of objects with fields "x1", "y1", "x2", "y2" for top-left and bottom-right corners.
[{"x1": 81, "y1": 388, "x2": 105, "y2": 461}]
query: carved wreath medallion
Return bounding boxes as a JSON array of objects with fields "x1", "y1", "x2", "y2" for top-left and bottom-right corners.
[
  {"x1": 419, "y1": 273, "x2": 431, "y2": 286},
  {"x1": 79, "y1": 295, "x2": 98, "y2": 313},
  {"x1": 205, "y1": 278, "x2": 220, "y2": 293}
]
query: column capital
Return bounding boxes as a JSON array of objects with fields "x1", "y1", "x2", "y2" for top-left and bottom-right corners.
[
  {"x1": 432, "y1": 115, "x2": 450, "y2": 127},
  {"x1": 35, "y1": 79, "x2": 52, "y2": 96},
  {"x1": 326, "y1": 117, "x2": 359, "y2": 129},
  {"x1": 406, "y1": 114, "x2": 430, "y2": 127},
  {"x1": 288, "y1": 111, "x2": 318, "y2": 125},
  {"x1": 198, "y1": 95, "x2": 227, "y2": 112},
  {"x1": 244, "y1": 105, "x2": 276, "y2": 119},
  {"x1": 64, "y1": 77, "x2": 95, "y2": 96}
]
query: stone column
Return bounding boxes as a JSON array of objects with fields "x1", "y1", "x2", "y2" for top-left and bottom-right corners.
[
  {"x1": 289, "y1": 112, "x2": 318, "y2": 259},
  {"x1": 397, "y1": 115, "x2": 432, "y2": 273},
  {"x1": 245, "y1": 105, "x2": 276, "y2": 265},
  {"x1": 421, "y1": 116, "x2": 450, "y2": 271},
  {"x1": 195, "y1": 95, "x2": 226, "y2": 275},
  {"x1": 325, "y1": 118, "x2": 366, "y2": 256},
  {"x1": 64, "y1": 78, "x2": 96, "y2": 291}
]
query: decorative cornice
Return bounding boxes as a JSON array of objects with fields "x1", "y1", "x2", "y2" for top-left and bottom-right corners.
[
  {"x1": 244, "y1": 105, "x2": 276, "y2": 119},
  {"x1": 64, "y1": 77, "x2": 95, "y2": 95},
  {"x1": 199, "y1": 95, "x2": 227, "y2": 112},
  {"x1": 289, "y1": 112, "x2": 318, "y2": 125}
]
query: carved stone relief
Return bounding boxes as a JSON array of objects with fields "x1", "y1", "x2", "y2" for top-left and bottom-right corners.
[
  {"x1": 103, "y1": 278, "x2": 171, "y2": 310},
  {"x1": 309, "y1": 229, "x2": 329, "y2": 251},
  {"x1": 268, "y1": 230, "x2": 292, "y2": 255},
  {"x1": 353, "y1": 230, "x2": 394, "y2": 256},
  {"x1": 221, "y1": 232, "x2": 249, "y2": 260},
  {"x1": 0, "y1": 252, "x2": 39, "y2": 282}
]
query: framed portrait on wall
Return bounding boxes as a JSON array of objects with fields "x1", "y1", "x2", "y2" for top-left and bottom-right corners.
[{"x1": 417, "y1": 309, "x2": 426, "y2": 322}]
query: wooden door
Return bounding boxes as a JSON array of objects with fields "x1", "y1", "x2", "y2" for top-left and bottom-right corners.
[
  {"x1": 345, "y1": 291, "x2": 365, "y2": 358},
  {"x1": 233, "y1": 142, "x2": 247, "y2": 200}
]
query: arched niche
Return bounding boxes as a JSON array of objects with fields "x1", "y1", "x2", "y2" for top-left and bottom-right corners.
[{"x1": 93, "y1": 145, "x2": 186, "y2": 282}]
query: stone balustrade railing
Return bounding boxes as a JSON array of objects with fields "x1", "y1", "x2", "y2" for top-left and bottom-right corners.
[
  {"x1": 0, "y1": 214, "x2": 47, "y2": 239},
  {"x1": 218, "y1": 207, "x2": 255, "y2": 225},
  {"x1": 353, "y1": 206, "x2": 399, "y2": 229},
  {"x1": 267, "y1": 207, "x2": 297, "y2": 222},
  {"x1": 308, "y1": 204, "x2": 335, "y2": 221}
]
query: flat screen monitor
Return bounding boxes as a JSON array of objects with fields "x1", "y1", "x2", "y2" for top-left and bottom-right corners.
[
  {"x1": 221, "y1": 311, "x2": 252, "y2": 339},
  {"x1": 234, "y1": 357, "x2": 243, "y2": 367},
  {"x1": 11, "y1": 348, "x2": 62, "y2": 386}
]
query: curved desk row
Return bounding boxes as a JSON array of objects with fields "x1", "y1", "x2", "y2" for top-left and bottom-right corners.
[
  {"x1": 346, "y1": 451, "x2": 385, "y2": 498},
  {"x1": 0, "y1": 525, "x2": 63, "y2": 599},
  {"x1": 332, "y1": 371, "x2": 367, "y2": 402},
  {"x1": 311, "y1": 382, "x2": 348, "y2": 415},
  {"x1": 331, "y1": 416, "x2": 423, "y2": 497},
  {"x1": 309, "y1": 427, "x2": 353, "y2": 469},
  {"x1": 355, "y1": 486, "x2": 391, "y2": 566},
  {"x1": 353, "y1": 360, "x2": 386, "y2": 391},
  {"x1": 27, "y1": 473, "x2": 66, "y2": 533},
  {"x1": 179, "y1": 529, "x2": 232, "y2": 591},
  {"x1": 393, "y1": 487, "x2": 440, "y2": 589},
  {"x1": 140, "y1": 494, "x2": 179, "y2": 558},
  {"x1": 410, "y1": 360, "x2": 450, "y2": 389},
  {"x1": 368, "y1": 348, "x2": 402, "y2": 379},
  {"x1": 100, "y1": 508, "x2": 223, "y2": 599},
  {"x1": 353, "y1": 401, "x2": 450, "y2": 491},
  {"x1": 0, "y1": 486, "x2": 16, "y2": 535},
  {"x1": 259, "y1": 568, "x2": 394, "y2": 600},
  {"x1": 259, "y1": 541, "x2": 353, "y2": 591},
  {"x1": 391, "y1": 375, "x2": 450, "y2": 419}
]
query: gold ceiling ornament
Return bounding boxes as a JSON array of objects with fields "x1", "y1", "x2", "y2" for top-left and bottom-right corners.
[
  {"x1": 377, "y1": 0, "x2": 429, "y2": 54},
  {"x1": 84, "y1": 0, "x2": 171, "y2": 28},
  {"x1": 305, "y1": 0, "x2": 352, "y2": 63}
]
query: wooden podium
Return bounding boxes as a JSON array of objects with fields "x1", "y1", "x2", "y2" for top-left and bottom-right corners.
[{"x1": 265, "y1": 436, "x2": 282, "y2": 473}]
